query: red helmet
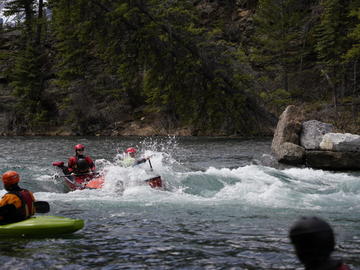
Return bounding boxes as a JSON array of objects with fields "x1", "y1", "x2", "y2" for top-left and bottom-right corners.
[
  {"x1": 2, "y1": 171, "x2": 20, "y2": 185},
  {"x1": 74, "y1": 144, "x2": 85, "y2": 151},
  {"x1": 125, "y1": 147, "x2": 137, "y2": 154}
]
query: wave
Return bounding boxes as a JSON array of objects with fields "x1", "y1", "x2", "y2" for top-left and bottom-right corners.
[{"x1": 18, "y1": 149, "x2": 359, "y2": 214}]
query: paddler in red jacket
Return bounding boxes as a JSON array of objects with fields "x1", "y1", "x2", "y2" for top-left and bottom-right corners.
[
  {"x1": 289, "y1": 216, "x2": 351, "y2": 270},
  {"x1": 0, "y1": 171, "x2": 36, "y2": 224},
  {"x1": 67, "y1": 144, "x2": 96, "y2": 175}
]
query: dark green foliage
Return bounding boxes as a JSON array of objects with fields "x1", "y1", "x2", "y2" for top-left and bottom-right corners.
[
  {"x1": 314, "y1": 0, "x2": 357, "y2": 105},
  {"x1": 46, "y1": 0, "x2": 257, "y2": 134},
  {"x1": 315, "y1": 0, "x2": 351, "y2": 67},
  {"x1": 252, "y1": 0, "x2": 308, "y2": 87},
  {"x1": 1, "y1": 0, "x2": 360, "y2": 135},
  {"x1": 2, "y1": 0, "x2": 51, "y2": 128},
  {"x1": 344, "y1": 5, "x2": 360, "y2": 60}
]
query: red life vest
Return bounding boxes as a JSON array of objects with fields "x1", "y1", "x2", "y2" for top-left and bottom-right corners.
[
  {"x1": 9, "y1": 189, "x2": 35, "y2": 220},
  {"x1": 338, "y1": 264, "x2": 350, "y2": 270},
  {"x1": 68, "y1": 156, "x2": 95, "y2": 173}
]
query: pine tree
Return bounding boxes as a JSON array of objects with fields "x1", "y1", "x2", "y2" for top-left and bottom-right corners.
[
  {"x1": 315, "y1": 0, "x2": 353, "y2": 106},
  {"x1": 4, "y1": 0, "x2": 51, "y2": 128},
  {"x1": 344, "y1": 6, "x2": 360, "y2": 60},
  {"x1": 84, "y1": 0, "x2": 257, "y2": 133},
  {"x1": 250, "y1": 0, "x2": 310, "y2": 114}
]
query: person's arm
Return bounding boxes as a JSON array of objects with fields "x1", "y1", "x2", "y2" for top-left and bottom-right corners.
[
  {"x1": 0, "y1": 204, "x2": 16, "y2": 216},
  {"x1": 67, "y1": 157, "x2": 76, "y2": 173},
  {"x1": 86, "y1": 156, "x2": 96, "y2": 172},
  {"x1": 0, "y1": 194, "x2": 21, "y2": 217},
  {"x1": 134, "y1": 157, "x2": 149, "y2": 166},
  {"x1": 68, "y1": 157, "x2": 75, "y2": 173}
]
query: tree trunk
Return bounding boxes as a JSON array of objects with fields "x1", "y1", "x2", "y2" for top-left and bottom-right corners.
[
  {"x1": 36, "y1": 0, "x2": 43, "y2": 46},
  {"x1": 24, "y1": 0, "x2": 34, "y2": 40},
  {"x1": 321, "y1": 69, "x2": 337, "y2": 111}
]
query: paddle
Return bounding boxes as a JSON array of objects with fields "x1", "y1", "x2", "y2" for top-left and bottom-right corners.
[
  {"x1": 55, "y1": 172, "x2": 98, "y2": 178},
  {"x1": 34, "y1": 201, "x2": 50, "y2": 213},
  {"x1": 148, "y1": 159, "x2": 153, "y2": 171},
  {"x1": 53, "y1": 161, "x2": 97, "y2": 179}
]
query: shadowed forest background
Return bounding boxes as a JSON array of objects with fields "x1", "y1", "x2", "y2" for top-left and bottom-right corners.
[{"x1": 0, "y1": 0, "x2": 360, "y2": 136}]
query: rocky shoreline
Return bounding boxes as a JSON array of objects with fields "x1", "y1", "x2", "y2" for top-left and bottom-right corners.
[
  {"x1": 272, "y1": 105, "x2": 360, "y2": 170},
  {"x1": 0, "y1": 113, "x2": 238, "y2": 137}
]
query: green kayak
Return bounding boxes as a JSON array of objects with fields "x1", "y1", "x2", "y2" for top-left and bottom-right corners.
[{"x1": 0, "y1": 216, "x2": 84, "y2": 237}]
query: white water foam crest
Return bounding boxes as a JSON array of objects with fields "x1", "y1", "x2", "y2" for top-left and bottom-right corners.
[
  {"x1": 208, "y1": 165, "x2": 360, "y2": 210},
  {"x1": 28, "y1": 154, "x2": 360, "y2": 212},
  {"x1": 206, "y1": 165, "x2": 292, "y2": 207}
]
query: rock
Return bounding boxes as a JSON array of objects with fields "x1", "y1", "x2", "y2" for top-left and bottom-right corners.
[
  {"x1": 272, "y1": 105, "x2": 360, "y2": 170},
  {"x1": 320, "y1": 133, "x2": 360, "y2": 152},
  {"x1": 272, "y1": 105, "x2": 304, "y2": 147},
  {"x1": 306, "y1": 150, "x2": 360, "y2": 170},
  {"x1": 276, "y1": 142, "x2": 305, "y2": 165},
  {"x1": 300, "y1": 120, "x2": 334, "y2": 150},
  {"x1": 271, "y1": 105, "x2": 305, "y2": 164}
]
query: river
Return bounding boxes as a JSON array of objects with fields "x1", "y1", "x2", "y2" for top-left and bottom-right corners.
[{"x1": 0, "y1": 136, "x2": 359, "y2": 269}]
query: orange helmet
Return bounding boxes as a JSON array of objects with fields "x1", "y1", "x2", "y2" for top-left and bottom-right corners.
[{"x1": 2, "y1": 171, "x2": 20, "y2": 185}]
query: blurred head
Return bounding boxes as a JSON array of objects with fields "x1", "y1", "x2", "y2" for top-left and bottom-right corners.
[
  {"x1": 2, "y1": 170, "x2": 20, "y2": 187},
  {"x1": 289, "y1": 216, "x2": 335, "y2": 266},
  {"x1": 125, "y1": 147, "x2": 137, "y2": 158},
  {"x1": 74, "y1": 144, "x2": 85, "y2": 155}
]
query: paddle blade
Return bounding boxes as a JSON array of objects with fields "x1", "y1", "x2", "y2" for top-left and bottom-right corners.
[
  {"x1": 145, "y1": 176, "x2": 163, "y2": 189},
  {"x1": 34, "y1": 201, "x2": 50, "y2": 213},
  {"x1": 52, "y1": 161, "x2": 64, "y2": 167}
]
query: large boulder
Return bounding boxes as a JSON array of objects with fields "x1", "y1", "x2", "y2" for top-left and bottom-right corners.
[
  {"x1": 271, "y1": 105, "x2": 305, "y2": 164},
  {"x1": 300, "y1": 120, "x2": 334, "y2": 150},
  {"x1": 306, "y1": 150, "x2": 360, "y2": 170},
  {"x1": 320, "y1": 133, "x2": 360, "y2": 152},
  {"x1": 276, "y1": 142, "x2": 305, "y2": 165}
]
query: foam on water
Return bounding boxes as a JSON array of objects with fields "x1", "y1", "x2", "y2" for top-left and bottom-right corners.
[
  {"x1": 1, "y1": 136, "x2": 358, "y2": 214},
  {"x1": 18, "y1": 149, "x2": 359, "y2": 216},
  {"x1": 1, "y1": 137, "x2": 359, "y2": 269}
]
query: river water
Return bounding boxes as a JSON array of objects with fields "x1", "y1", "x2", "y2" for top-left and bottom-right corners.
[{"x1": 0, "y1": 136, "x2": 359, "y2": 269}]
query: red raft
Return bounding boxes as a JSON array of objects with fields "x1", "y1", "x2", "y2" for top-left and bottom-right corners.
[
  {"x1": 53, "y1": 162, "x2": 164, "y2": 191},
  {"x1": 64, "y1": 173, "x2": 105, "y2": 190}
]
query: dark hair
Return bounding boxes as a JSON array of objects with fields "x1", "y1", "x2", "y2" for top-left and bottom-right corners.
[{"x1": 289, "y1": 216, "x2": 335, "y2": 265}]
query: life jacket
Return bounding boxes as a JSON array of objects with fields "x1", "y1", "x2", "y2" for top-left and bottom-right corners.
[
  {"x1": 76, "y1": 158, "x2": 90, "y2": 173},
  {"x1": 8, "y1": 189, "x2": 35, "y2": 221},
  {"x1": 120, "y1": 156, "x2": 136, "y2": 167},
  {"x1": 338, "y1": 264, "x2": 350, "y2": 270},
  {"x1": 309, "y1": 260, "x2": 351, "y2": 270},
  {"x1": 68, "y1": 155, "x2": 95, "y2": 173}
]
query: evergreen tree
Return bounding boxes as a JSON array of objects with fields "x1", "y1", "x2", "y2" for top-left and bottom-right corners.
[
  {"x1": 77, "y1": 0, "x2": 258, "y2": 134},
  {"x1": 315, "y1": 0, "x2": 353, "y2": 105},
  {"x1": 343, "y1": 4, "x2": 360, "y2": 111},
  {"x1": 4, "y1": 0, "x2": 51, "y2": 128},
  {"x1": 250, "y1": 0, "x2": 310, "y2": 114},
  {"x1": 344, "y1": 6, "x2": 360, "y2": 60}
]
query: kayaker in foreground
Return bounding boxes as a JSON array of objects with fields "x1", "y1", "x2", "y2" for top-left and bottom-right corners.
[
  {"x1": 115, "y1": 147, "x2": 150, "y2": 168},
  {"x1": 67, "y1": 144, "x2": 96, "y2": 175},
  {"x1": 0, "y1": 171, "x2": 35, "y2": 224},
  {"x1": 289, "y1": 216, "x2": 350, "y2": 270}
]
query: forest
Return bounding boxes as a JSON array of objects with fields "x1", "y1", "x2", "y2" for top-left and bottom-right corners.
[{"x1": 0, "y1": 0, "x2": 359, "y2": 136}]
